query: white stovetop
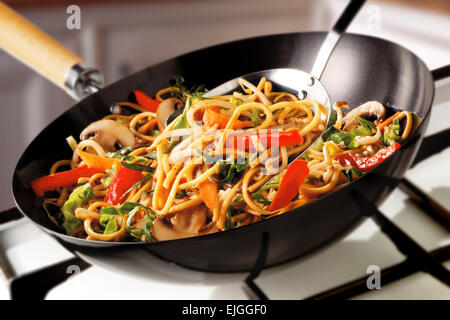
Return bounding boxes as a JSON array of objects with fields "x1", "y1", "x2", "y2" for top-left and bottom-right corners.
[{"x1": 0, "y1": 79, "x2": 449, "y2": 300}]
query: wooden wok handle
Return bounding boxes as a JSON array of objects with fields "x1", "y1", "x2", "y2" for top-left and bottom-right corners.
[{"x1": 0, "y1": 2, "x2": 82, "y2": 88}]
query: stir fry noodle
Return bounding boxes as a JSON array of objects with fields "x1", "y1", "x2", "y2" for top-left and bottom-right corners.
[{"x1": 32, "y1": 77, "x2": 413, "y2": 242}]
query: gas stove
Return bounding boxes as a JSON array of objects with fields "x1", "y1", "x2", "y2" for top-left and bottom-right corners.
[{"x1": 0, "y1": 72, "x2": 448, "y2": 300}]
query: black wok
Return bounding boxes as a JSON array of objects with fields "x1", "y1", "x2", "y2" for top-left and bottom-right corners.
[{"x1": 3, "y1": 6, "x2": 444, "y2": 272}]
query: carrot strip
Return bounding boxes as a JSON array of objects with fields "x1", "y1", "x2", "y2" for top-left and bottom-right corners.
[
  {"x1": 378, "y1": 111, "x2": 400, "y2": 130},
  {"x1": 203, "y1": 107, "x2": 250, "y2": 129},
  {"x1": 198, "y1": 178, "x2": 219, "y2": 210},
  {"x1": 78, "y1": 150, "x2": 121, "y2": 171},
  {"x1": 139, "y1": 118, "x2": 158, "y2": 134},
  {"x1": 269, "y1": 160, "x2": 309, "y2": 212}
]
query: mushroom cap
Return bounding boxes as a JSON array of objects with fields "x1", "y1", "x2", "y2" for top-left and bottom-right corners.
[
  {"x1": 151, "y1": 204, "x2": 219, "y2": 241},
  {"x1": 156, "y1": 98, "x2": 180, "y2": 129},
  {"x1": 80, "y1": 119, "x2": 135, "y2": 152},
  {"x1": 342, "y1": 101, "x2": 386, "y2": 131}
]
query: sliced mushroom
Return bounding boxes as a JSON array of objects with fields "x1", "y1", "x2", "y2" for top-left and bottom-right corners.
[
  {"x1": 80, "y1": 119, "x2": 135, "y2": 152},
  {"x1": 151, "y1": 204, "x2": 219, "y2": 241},
  {"x1": 156, "y1": 98, "x2": 180, "y2": 129},
  {"x1": 342, "y1": 101, "x2": 386, "y2": 131}
]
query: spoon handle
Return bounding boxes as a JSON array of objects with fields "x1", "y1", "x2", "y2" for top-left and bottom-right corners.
[{"x1": 310, "y1": 0, "x2": 366, "y2": 80}]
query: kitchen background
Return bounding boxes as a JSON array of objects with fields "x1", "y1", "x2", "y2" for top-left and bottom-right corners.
[{"x1": 0, "y1": 0, "x2": 449, "y2": 299}]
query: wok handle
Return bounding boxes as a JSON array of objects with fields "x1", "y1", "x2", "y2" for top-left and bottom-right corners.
[
  {"x1": 0, "y1": 3, "x2": 103, "y2": 100},
  {"x1": 310, "y1": 0, "x2": 365, "y2": 80},
  {"x1": 431, "y1": 64, "x2": 450, "y2": 82}
]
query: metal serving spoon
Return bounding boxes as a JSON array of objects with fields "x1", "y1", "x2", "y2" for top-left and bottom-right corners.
[
  {"x1": 206, "y1": 0, "x2": 365, "y2": 111},
  {"x1": 169, "y1": 0, "x2": 365, "y2": 139}
]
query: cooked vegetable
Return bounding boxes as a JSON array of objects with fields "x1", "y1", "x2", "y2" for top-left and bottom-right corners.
[
  {"x1": 134, "y1": 90, "x2": 161, "y2": 112},
  {"x1": 78, "y1": 150, "x2": 121, "y2": 171},
  {"x1": 198, "y1": 179, "x2": 219, "y2": 210},
  {"x1": 203, "y1": 107, "x2": 250, "y2": 129},
  {"x1": 342, "y1": 101, "x2": 386, "y2": 130},
  {"x1": 216, "y1": 159, "x2": 248, "y2": 182},
  {"x1": 99, "y1": 215, "x2": 118, "y2": 234},
  {"x1": 156, "y1": 98, "x2": 178, "y2": 129},
  {"x1": 383, "y1": 117, "x2": 401, "y2": 146},
  {"x1": 378, "y1": 111, "x2": 401, "y2": 131},
  {"x1": 120, "y1": 161, "x2": 155, "y2": 173},
  {"x1": 120, "y1": 174, "x2": 153, "y2": 201},
  {"x1": 80, "y1": 119, "x2": 135, "y2": 152},
  {"x1": 61, "y1": 184, "x2": 94, "y2": 234},
  {"x1": 31, "y1": 166, "x2": 101, "y2": 197},
  {"x1": 269, "y1": 160, "x2": 310, "y2": 211},
  {"x1": 151, "y1": 205, "x2": 217, "y2": 241},
  {"x1": 66, "y1": 136, "x2": 78, "y2": 152},
  {"x1": 106, "y1": 143, "x2": 149, "y2": 160},
  {"x1": 324, "y1": 114, "x2": 376, "y2": 149},
  {"x1": 343, "y1": 167, "x2": 363, "y2": 182},
  {"x1": 104, "y1": 166, "x2": 144, "y2": 205},
  {"x1": 173, "y1": 97, "x2": 192, "y2": 130},
  {"x1": 336, "y1": 142, "x2": 401, "y2": 172}
]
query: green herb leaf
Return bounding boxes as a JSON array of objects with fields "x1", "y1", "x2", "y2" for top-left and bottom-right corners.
[
  {"x1": 173, "y1": 97, "x2": 192, "y2": 130},
  {"x1": 100, "y1": 215, "x2": 118, "y2": 234},
  {"x1": 230, "y1": 97, "x2": 243, "y2": 106},
  {"x1": 322, "y1": 126, "x2": 339, "y2": 142},
  {"x1": 121, "y1": 155, "x2": 148, "y2": 165},
  {"x1": 143, "y1": 151, "x2": 157, "y2": 159},
  {"x1": 216, "y1": 158, "x2": 248, "y2": 182},
  {"x1": 354, "y1": 116, "x2": 376, "y2": 131},
  {"x1": 106, "y1": 144, "x2": 149, "y2": 159},
  {"x1": 327, "y1": 109, "x2": 338, "y2": 129},
  {"x1": 99, "y1": 206, "x2": 120, "y2": 216},
  {"x1": 251, "y1": 109, "x2": 261, "y2": 126},
  {"x1": 224, "y1": 195, "x2": 243, "y2": 230},
  {"x1": 251, "y1": 192, "x2": 271, "y2": 205},
  {"x1": 119, "y1": 202, "x2": 139, "y2": 214},
  {"x1": 259, "y1": 182, "x2": 280, "y2": 191},
  {"x1": 121, "y1": 161, "x2": 155, "y2": 173},
  {"x1": 344, "y1": 167, "x2": 363, "y2": 182},
  {"x1": 164, "y1": 140, "x2": 180, "y2": 154},
  {"x1": 175, "y1": 189, "x2": 188, "y2": 199}
]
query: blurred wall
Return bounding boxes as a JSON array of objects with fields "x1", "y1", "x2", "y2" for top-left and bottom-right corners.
[{"x1": 0, "y1": 0, "x2": 449, "y2": 210}]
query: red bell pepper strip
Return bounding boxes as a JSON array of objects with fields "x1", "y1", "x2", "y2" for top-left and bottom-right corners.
[
  {"x1": 134, "y1": 90, "x2": 160, "y2": 112},
  {"x1": 31, "y1": 166, "x2": 102, "y2": 197},
  {"x1": 269, "y1": 160, "x2": 310, "y2": 212},
  {"x1": 229, "y1": 130, "x2": 303, "y2": 151},
  {"x1": 104, "y1": 166, "x2": 144, "y2": 205},
  {"x1": 336, "y1": 142, "x2": 401, "y2": 172}
]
